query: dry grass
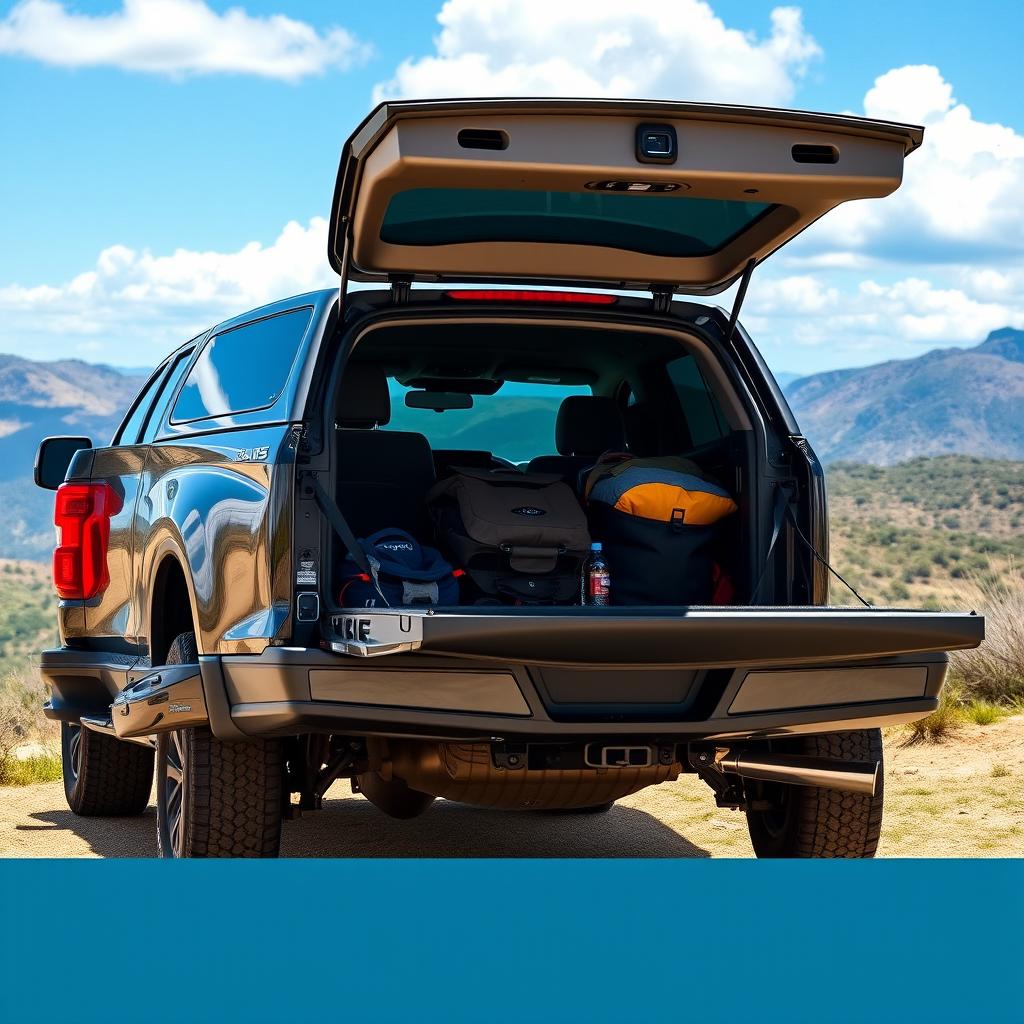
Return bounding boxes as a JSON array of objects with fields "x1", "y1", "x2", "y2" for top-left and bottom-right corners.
[
  {"x1": 0, "y1": 666, "x2": 59, "y2": 786},
  {"x1": 900, "y1": 568, "x2": 1024, "y2": 743},
  {"x1": 948, "y1": 567, "x2": 1024, "y2": 705}
]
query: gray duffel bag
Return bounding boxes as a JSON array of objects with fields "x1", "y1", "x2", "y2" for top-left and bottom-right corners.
[{"x1": 428, "y1": 468, "x2": 591, "y2": 604}]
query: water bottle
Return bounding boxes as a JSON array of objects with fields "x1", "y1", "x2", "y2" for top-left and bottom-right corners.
[{"x1": 583, "y1": 542, "x2": 611, "y2": 606}]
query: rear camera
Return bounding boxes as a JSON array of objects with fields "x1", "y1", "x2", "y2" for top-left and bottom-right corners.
[{"x1": 636, "y1": 122, "x2": 677, "y2": 164}]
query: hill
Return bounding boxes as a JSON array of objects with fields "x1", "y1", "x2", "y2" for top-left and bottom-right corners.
[
  {"x1": 826, "y1": 456, "x2": 1024, "y2": 607},
  {"x1": 785, "y1": 328, "x2": 1024, "y2": 464},
  {"x1": 0, "y1": 354, "x2": 142, "y2": 484}
]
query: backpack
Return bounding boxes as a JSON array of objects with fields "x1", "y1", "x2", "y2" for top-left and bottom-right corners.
[
  {"x1": 428, "y1": 468, "x2": 591, "y2": 604},
  {"x1": 584, "y1": 455, "x2": 737, "y2": 605},
  {"x1": 338, "y1": 528, "x2": 460, "y2": 608}
]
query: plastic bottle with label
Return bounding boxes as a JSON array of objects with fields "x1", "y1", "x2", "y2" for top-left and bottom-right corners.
[{"x1": 583, "y1": 542, "x2": 611, "y2": 606}]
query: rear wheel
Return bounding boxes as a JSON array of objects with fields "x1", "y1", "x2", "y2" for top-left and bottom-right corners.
[
  {"x1": 745, "y1": 729, "x2": 884, "y2": 858},
  {"x1": 61, "y1": 720, "x2": 153, "y2": 817},
  {"x1": 156, "y1": 632, "x2": 282, "y2": 858}
]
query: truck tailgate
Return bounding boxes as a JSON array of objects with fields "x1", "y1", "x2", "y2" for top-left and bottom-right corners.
[{"x1": 329, "y1": 607, "x2": 983, "y2": 667}]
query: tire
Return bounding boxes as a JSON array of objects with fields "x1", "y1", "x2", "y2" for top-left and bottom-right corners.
[
  {"x1": 156, "y1": 632, "x2": 282, "y2": 858},
  {"x1": 745, "y1": 729, "x2": 884, "y2": 859},
  {"x1": 357, "y1": 771, "x2": 436, "y2": 820},
  {"x1": 61, "y1": 720, "x2": 154, "y2": 817}
]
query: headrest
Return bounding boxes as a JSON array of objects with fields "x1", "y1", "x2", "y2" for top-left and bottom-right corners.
[
  {"x1": 555, "y1": 396, "x2": 626, "y2": 456},
  {"x1": 336, "y1": 363, "x2": 390, "y2": 428}
]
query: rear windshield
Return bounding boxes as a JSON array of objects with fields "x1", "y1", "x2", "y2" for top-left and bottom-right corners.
[
  {"x1": 386, "y1": 381, "x2": 590, "y2": 464},
  {"x1": 380, "y1": 188, "x2": 774, "y2": 258}
]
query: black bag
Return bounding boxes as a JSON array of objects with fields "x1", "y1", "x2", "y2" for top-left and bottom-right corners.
[
  {"x1": 338, "y1": 528, "x2": 460, "y2": 608},
  {"x1": 428, "y1": 468, "x2": 591, "y2": 604},
  {"x1": 584, "y1": 455, "x2": 737, "y2": 605}
]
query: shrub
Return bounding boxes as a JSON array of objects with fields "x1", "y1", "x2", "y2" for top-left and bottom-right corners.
[{"x1": 948, "y1": 567, "x2": 1024, "y2": 705}]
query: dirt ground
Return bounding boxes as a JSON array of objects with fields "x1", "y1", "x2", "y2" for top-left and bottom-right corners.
[{"x1": 2, "y1": 717, "x2": 1021, "y2": 858}]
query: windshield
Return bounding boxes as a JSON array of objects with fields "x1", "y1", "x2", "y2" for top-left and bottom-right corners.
[{"x1": 385, "y1": 380, "x2": 591, "y2": 464}]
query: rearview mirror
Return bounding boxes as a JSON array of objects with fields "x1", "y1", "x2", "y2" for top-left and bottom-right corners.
[
  {"x1": 34, "y1": 436, "x2": 92, "y2": 490},
  {"x1": 404, "y1": 391, "x2": 473, "y2": 412}
]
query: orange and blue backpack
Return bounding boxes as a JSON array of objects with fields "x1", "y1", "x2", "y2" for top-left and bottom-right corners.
[{"x1": 583, "y1": 454, "x2": 738, "y2": 605}]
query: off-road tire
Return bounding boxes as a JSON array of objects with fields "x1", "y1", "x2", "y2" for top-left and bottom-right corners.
[
  {"x1": 745, "y1": 729, "x2": 884, "y2": 858},
  {"x1": 156, "y1": 632, "x2": 282, "y2": 858},
  {"x1": 61, "y1": 720, "x2": 154, "y2": 817}
]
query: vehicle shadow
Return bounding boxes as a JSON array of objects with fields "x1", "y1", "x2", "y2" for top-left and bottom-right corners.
[
  {"x1": 19, "y1": 792, "x2": 711, "y2": 858},
  {"x1": 281, "y1": 793, "x2": 712, "y2": 858},
  {"x1": 19, "y1": 807, "x2": 158, "y2": 858}
]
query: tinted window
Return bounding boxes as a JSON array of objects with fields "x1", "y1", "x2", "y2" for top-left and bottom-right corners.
[
  {"x1": 141, "y1": 350, "x2": 193, "y2": 442},
  {"x1": 113, "y1": 364, "x2": 169, "y2": 446},
  {"x1": 381, "y1": 188, "x2": 774, "y2": 259},
  {"x1": 667, "y1": 355, "x2": 727, "y2": 447},
  {"x1": 171, "y1": 308, "x2": 311, "y2": 423},
  {"x1": 385, "y1": 381, "x2": 591, "y2": 464}
]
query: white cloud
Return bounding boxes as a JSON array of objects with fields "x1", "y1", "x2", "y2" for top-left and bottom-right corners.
[
  {"x1": 0, "y1": 0, "x2": 367, "y2": 81},
  {"x1": 797, "y1": 65, "x2": 1024, "y2": 265},
  {"x1": 374, "y1": 0, "x2": 820, "y2": 105},
  {"x1": 0, "y1": 218, "x2": 334, "y2": 361},
  {"x1": 744, "y1": 272, "x2": 1024, "y2": 367}
]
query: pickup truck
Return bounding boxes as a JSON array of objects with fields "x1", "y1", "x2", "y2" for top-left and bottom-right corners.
[{"x1": 35, "y1": 98, "x2": 983, "y2": 857}]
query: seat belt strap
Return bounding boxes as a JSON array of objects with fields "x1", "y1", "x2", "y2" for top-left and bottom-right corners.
[
  {"x1": 749, "y1": 483, "x2": 792, "y2": 603},
  {"x1": 307, "y1": 474, "x2": 372, "y2": 576}
]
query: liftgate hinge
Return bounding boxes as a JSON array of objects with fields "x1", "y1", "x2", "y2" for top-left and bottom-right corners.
[
  {"x1": 389, "y1": 277, "x2": 412, "y2": 305},
  {"x1": 651, "y1": 287, "x2": 674, "y2": 314}
]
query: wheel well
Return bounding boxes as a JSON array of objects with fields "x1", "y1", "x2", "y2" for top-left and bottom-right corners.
[{"x1": 150, "y1": 557, "x2": 195, "y2": 666}]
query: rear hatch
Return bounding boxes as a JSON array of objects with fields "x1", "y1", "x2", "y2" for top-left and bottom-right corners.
[
  {"x1": 329, "y1": 98, "x2": 923, "y2": 294},
  {"x1": 323, "y1": 100, "x2": 985, "y2": 678}
]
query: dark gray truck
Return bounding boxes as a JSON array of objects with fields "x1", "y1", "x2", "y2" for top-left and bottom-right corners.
[{"x1": 36, "y1": 99, "x2": 983, "y2": 857}]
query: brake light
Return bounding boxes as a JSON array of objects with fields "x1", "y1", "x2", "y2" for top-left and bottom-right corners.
[
  {"x1": 445, "y1": 290, "x2": 617, "y2": 305},
  {"x1": 52, "y1": 482, "x2": 122, "y2": 600}
]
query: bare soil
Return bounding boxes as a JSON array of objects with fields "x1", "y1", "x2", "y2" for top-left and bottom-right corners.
[{"x1": 2, "y1": 717, "x2": 1021, "y2": 858}]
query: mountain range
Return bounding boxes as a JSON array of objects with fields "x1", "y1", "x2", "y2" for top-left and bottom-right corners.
[
  {"x1": 784, "y1": 327, "x2": 1024, "y2": 464},
  {"x1": 0, "y1": 327, "x2": 1021, "y2": 560}
]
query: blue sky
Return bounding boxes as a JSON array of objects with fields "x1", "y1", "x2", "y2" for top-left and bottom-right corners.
[{"x1": 1, "y1": 0, "x2": 1022, "y2": 374}]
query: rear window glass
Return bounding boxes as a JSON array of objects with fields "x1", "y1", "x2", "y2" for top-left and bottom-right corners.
[
  {"x1": 381, "y1": 188, "x2": 774, "y2": 259},
  {"x1": 172, "y1": 308, "x2": 311, "y2": 423},
  {"x1": 667, "y1": 355, "x2": 728, "y2": 447},
  {"x1": 385, "y1": 381, "x2": 590, "y2": 464}
]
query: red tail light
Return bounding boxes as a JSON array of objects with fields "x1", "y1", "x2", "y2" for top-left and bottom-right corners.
[
  {"x1": 52, "y1": 482, "x2": 122, "y2": 600},
  {"x1": 445, "y1": 290, "x2": 617, "y2": 304}
]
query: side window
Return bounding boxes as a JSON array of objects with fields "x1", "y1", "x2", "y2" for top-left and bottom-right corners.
[
  {"x1": 666, "y1": 354, "x2": 728, "y2": 448},
  {"x1": 141, "y1": 350, "x2": 193, "y2": 443},
  {"x1": 112, "y1": 363, "x2": 170, "y2": 446},
  {"x1": 171, "y1": 307, "x2": 312, "y2": 423}
]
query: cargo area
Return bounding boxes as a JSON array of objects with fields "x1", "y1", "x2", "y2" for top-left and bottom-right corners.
[{"x1": 323, "y1": 310, "x2": 809, "y2": 617}]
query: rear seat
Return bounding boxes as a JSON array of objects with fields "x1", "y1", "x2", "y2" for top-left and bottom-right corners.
[
  {"x1": 526, "y1": 395, "x2": 626, "y2": 489},
  {"x1": 335, "y1": 363, "x2": 436, "y2": 540}
]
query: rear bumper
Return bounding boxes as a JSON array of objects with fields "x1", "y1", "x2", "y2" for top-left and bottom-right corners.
[
  {"x1": 216, "y1": 646, "x2": 948, "y2": 742},
  {"x1": 40, "y1": 642, "x2": 949, "y2": 743}
]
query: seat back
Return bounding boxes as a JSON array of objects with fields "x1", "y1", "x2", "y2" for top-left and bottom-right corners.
[
  {"x1": 335, "y1": 363, "x2": 436, "y2": 539},
  {"x1": 526, "y1": 395, "x2": 626, "y2": 488}
]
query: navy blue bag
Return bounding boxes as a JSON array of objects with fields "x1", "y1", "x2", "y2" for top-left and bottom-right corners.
[{"x1": 338, "y1": 528, "x2": 460, "y2": 608}]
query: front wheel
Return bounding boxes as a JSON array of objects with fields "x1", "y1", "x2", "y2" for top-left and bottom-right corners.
[
  {"x1": 744, "y1": 729, "x2": 884, "y2": 858},
  {"x1": 156, "y1": 632, "x2": 282, "y2": 858}
]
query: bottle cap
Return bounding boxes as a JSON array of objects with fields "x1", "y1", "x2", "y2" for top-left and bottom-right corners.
[{"x1": 591, "y1": 542, "x2": 602, "y2": 551}]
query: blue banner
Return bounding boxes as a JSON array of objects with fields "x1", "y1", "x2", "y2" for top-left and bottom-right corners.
[{"x1": 1, "y1": 860, "x2": 1021, "y2": 1023}]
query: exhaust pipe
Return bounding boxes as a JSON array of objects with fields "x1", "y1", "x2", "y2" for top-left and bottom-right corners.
[{"x1": 719, "y1": 750, "x2": 880, "y2": 797}]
